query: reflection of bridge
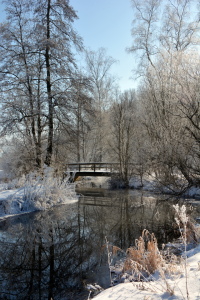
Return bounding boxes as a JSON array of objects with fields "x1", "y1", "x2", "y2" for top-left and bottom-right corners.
[{"x1": 67, "y1": 162, "x2": 119, "y2": 182}]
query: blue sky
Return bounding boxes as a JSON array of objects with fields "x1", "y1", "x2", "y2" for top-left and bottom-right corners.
[
  {"x1": 70, "y1": 0, "x2": 136, "y2": 90},
  {"x1": 0, "y1": 0, "x2": 136, "y2": 91}
]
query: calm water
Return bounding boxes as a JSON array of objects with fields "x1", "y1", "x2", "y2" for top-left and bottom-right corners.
[{"x1": 0, "y1": 189, "x2": 199, "y2": 300}]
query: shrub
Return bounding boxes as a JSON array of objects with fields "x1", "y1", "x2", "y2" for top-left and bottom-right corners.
[{"x1": 2, "y1": 166, "x2": 78, "y2": 215}]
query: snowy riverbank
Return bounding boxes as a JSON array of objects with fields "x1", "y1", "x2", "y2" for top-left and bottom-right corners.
[
  {"x1": 93, "y1": 244, "x2": 200, "y2": 300},
  {"x1": 75, "y1": 175, "x2": 200, "y2": 300},
  {"x1": 78, "y1": 173, "x2": 200, "y2": 199}
]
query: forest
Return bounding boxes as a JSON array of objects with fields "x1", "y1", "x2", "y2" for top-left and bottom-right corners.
[{"x1": 0, "y1": 0, "x2": 200, "y2": 193}]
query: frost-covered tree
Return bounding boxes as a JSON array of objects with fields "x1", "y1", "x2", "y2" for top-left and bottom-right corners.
[
  {"x1": 128, "y1": 0, "x2": 161, "y2": 72},
  {"x1": 85, "y1": 48, "x2": 116, "y2": 161},
  {"x1": 33, "y1": 0, "x2": 83, "y2": 165},
  {"x1": 129, "y1": 0, "x2": 199, "y2": 73},
  {"x1": 129, "y1": 0, "x2": 200, "y2": 190},
  {"x1": 0, "y1": 0, "x2": 83, "y2": 170},
  {"x1": 109, "y1": 89, "x2": 136, "y2": 187}
]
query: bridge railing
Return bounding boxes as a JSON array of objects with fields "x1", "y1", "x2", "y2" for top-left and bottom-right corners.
[{"x1": 66, "y1": 162, "x2": 119, "y2": 173}]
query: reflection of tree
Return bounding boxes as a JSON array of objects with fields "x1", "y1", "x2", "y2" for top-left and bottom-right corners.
[
  {"x1": 0, "y1": 205, "x2": 97, "y2": 300},
  {"x1": 78, "y1": 191, "x2": 178, "y2": 251}
]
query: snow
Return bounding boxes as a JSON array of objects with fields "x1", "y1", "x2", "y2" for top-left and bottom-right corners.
[
  {"x1": 94, "y1": 245, "x2": 200, "y2": 299},
  {"x1": 0, "y1": 168, "x2": 78, "y2": 219},
  {"x1": 0, "y1": 184, "x2": 78, "y2": 219},
  {"x1": 0, "y1": 188, "x2": 20, "y2": 200}
]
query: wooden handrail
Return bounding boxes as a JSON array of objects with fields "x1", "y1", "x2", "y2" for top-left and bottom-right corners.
[{"x1": 66, "y1": 162, "x2": 120, "y2": 172}]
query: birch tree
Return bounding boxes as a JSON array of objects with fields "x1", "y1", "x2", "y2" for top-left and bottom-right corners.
[{"x1": 128, "y1": 0, "x2": 161, "y2": 72}]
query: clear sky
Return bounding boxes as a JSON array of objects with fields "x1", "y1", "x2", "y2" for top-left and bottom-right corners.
[
  {"x1": 0, "y1": 0, "x2": 136, "y2": 91},
  {"x1": 70, "y1": 0, "x2": 136, "y2": 91}
]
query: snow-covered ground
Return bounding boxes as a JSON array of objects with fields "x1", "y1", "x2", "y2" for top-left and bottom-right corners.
[{"x1": 94, "y1": 245, "x2": 200, "y2": 300}]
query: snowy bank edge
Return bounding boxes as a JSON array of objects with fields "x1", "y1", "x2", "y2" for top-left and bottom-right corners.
[{"x1": 93, "y1": 244, "x2": 200, "y2": 300}]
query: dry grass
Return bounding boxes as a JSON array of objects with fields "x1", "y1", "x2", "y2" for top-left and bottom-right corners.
[
  {"x1": 121, "y1": 230, "x2": 179, "y2": 295},
  {"x1": 123, "y1": 229, "x2": 164, "y2": 275}
]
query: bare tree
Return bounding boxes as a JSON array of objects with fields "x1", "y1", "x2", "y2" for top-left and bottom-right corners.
[
  {"x1": 110, "y1": 89, "x2": 136, "y2": 187},
  {"x1": 129, "y1": 0, "x2": 199, "y2": 72},
  {"x1": 0, "y1": 0, "x2": 46, "y2": 168},
  {"x1": 0, "y1": 0, "x2": 83, "y2": 171},
  {"x1": 128, "y1": 0, "x2": 200, "y2": 191},
  {"x1": 33, "y1": 0, "x2": 83, "y2": 166},
  {"x1": 160, "y1": 0, "x2": 199, "y2": 52},
  {"x1": 68, "y1": 73, "x2": 93, "y2": 162},
  {"x1": 85, "y1": 48, "x2": 116, "y2": 161},
  {"x1": 136, "y1": 50, "x2": 200, "y2": 190},
  {"x1": 128, "y1": 0, "x2": 161, "y2": 72}
]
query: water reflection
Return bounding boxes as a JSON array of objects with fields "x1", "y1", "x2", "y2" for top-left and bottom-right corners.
[{"x1": 0, "y1": 190, "x2": 193, "y2": 299}]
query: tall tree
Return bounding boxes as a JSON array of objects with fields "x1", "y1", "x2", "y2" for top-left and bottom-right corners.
[
  {"x1": 32, "y1": 0, "x2": 83, "y2": 166},
  {"x1": 129, "y1": 0, "x2": 200, "y2": 190},
  {"x1": 85, "y1": 48, "x2": 116, "y2": 161},
  {"x1": 0, "y1": 0, "x2": 83, "y2": 170},
  {"x1": 0, "y1": 0, "x2": 44, "y2": 168},
  {"x1": 128, "y1": 0, "x2": 161, "y2": 72},
  {"x1": 110, "y1": 90, "x2": 136, "y2": 187},
  {"x1": 129, "y1": 0, "x2": 199, "y2": 73}
]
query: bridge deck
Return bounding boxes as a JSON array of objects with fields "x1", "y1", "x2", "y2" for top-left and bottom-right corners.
[{"x1": 67, "y1": 162, "x2": 119, "y2": 182}]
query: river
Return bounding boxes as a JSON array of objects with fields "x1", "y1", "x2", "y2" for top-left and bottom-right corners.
[{"x1": 0, "y1": 188, "x2": 199, "y2": 300}]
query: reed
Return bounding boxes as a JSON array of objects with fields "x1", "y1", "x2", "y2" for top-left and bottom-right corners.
[{"x1": 123, "y1": 229, "x2": 163, "y2": 275}]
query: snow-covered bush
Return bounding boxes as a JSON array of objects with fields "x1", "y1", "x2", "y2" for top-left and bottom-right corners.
[
  {"x1": 21, "y1": 166, "x2": 78, "y2": 211},
  {"x1": 1, "y1": 175, "x2": 26, "y2": 190},
  {"x1": 1, "y1": 166, "x2": 78, "y2": 216},
  {"x1": 100, "y1": 206, "x2": 197, "y2": 300}
]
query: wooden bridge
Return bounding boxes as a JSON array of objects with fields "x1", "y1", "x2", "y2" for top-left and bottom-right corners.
[{"x1": 66, "y1": 162, "x2": 119, "y2": 182}]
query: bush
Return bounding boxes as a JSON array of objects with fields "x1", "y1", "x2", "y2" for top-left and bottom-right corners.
[
  {"x1": 21, "y1": 166, "x2": 78, "y2": 211},
  {"x1": 1, "y1": 166, "x2": 78, "y2": 216}
]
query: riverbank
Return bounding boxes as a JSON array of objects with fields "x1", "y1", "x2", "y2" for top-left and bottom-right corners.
[
  {"x1": 76, "y1": 176, "x2": 200, "y2": 299},
  {"x1": 93, "y1": 244, "x2": 200, "y2": 300},
  {"x1": 77, "y1": 174, "x2": 200, "y2": 199}
]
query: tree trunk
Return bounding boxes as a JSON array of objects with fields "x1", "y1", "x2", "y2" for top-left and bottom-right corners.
[
  {"x1": 19, "y1": 19, "x2": 42, "y2": 168},
  {"x1": 45, "y1": 0, "x2": 53, "y2": 166}
]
